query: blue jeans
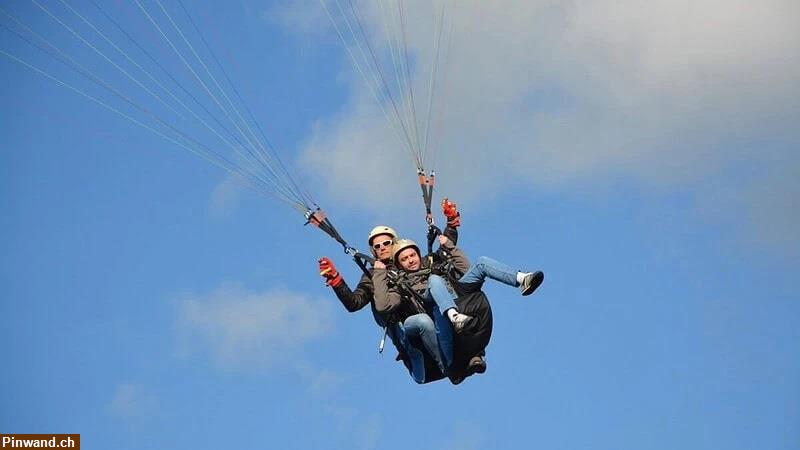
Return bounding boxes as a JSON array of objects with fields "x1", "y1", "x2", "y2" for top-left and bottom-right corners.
[
  {"x1": 459, "y1": 256, "x2": 519, "y2": 287},
  {"x1": 402, "y1": 313, "x2": 448, "y2": 372},
  {"x1": 429, "y1": 256, "x2": 519, "y2": 302},
  {"x1": 426, "y1": 275, "x2": 458, "y2": 312}
]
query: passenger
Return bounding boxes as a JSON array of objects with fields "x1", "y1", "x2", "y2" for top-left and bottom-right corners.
[{"x1": 374, "y1": 235, "x2": 544, "y2": 375}]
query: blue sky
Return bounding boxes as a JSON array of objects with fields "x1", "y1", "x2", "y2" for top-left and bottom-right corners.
[{"x1": 1, "y1": 1, "x2": 798, "y2": 449}]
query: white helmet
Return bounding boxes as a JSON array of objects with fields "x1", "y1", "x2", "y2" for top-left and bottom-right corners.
[
  {"x1": 367, "y1": 225, "x2": 397, "y2": 245},
  {"x1": 392, "y1": 238, "x2": 420, "y2": 264}
]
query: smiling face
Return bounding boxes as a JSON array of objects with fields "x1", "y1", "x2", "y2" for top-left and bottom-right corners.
[
  {"x1": 370, "y1": 233, "x2": 395, "y2": 262},
  {"x1": 397, "y1": 247, "x2": 421, "y2": 271}
]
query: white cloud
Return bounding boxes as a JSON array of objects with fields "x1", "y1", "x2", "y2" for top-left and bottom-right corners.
[
  {"x1": 174, "y1": 285, "x2": 384, "y2": 447},
  {"x1": 175, "y1": 283, "x2": 334, "y2": 370},
  {"x1": 262, "y1": 0, "x2": 329, "y2": 35},
  {"x1": 109, "y1": 383, "x2": 158, "y2": 419},
  {"x1": 281, "y1": 0, "x2": 799, "y2": 250}
]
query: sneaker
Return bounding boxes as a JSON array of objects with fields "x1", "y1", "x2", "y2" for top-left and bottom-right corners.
[
  {"x1": 520, "y1": 271, "x2": 544, "y2": 296},
  {"x1": 468, "y1": 356, "x2": 487, "y2": 374},
  {"x1": 451, "y1": 313, "x2": 474, "y2": 334}
]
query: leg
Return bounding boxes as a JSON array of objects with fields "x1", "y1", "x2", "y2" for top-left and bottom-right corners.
[
  {"x1": 403, "y1": 313, "x2": 445, "y2": 372},
  {"x1": 426, "y1": 275, "x2": 457, "y2": 312},
  {"x1": 459, "y1": 256, "x2": 519, "y2": 287},
  {"x1": 427, "y1": 275, "x2": 473, "y2": 334}
]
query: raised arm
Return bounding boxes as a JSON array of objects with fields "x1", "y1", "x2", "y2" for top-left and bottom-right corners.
[
  {"x1": 441, "y1": 198, "x2": 461, "y2": 245},
  {"x1": 438, "y1": 235, "x2": 471, "y2": 273},
  {"x1": 319, "y1": 257, "x2": 374, "y2": 312}
]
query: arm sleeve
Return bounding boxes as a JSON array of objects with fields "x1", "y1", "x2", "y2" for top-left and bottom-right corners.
[
  {"x1": 331, "y1": 272, "x2": 374, "y2": 312},
  {"x1": 443, "y1": 224, "x2": 459, "y2": 245},
  {"x1": 372, "y1": 269, "x2": 403, "y2": 314},
  {"x1": 441, "y1": 239, "x2": 471, "y2": 273}
]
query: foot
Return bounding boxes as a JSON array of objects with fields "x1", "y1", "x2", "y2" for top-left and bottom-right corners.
[
  {"x1": 451, "y1": 313, "x2": 474, "y2": 334},
  {"x1": 468, "y1": 355, "x2": 487, "y2": 374},
  {"x1": 520, "y1": 271, "x2": 544, "y2": 296}
]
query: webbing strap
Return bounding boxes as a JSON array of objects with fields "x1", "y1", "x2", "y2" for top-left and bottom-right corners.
[
  {"x1": 417, "y1": 169, "x2": 435, "y2": 225},
  {"x1": 426, "y1": 223, "x2": 442, "y2": 255},
  {"x1": 305, "y1": 207, "x2": 371, "y2": 276},
  {"x1": 305, "y1": 207, "x2": 349, "y2": 246},
  {"x1": 351, "y1": 251, "x2": 374, "y2": 277}
]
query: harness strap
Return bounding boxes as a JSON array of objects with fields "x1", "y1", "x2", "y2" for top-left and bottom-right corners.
[{"x1": 417, "y1": 169, "x2": 436, "y2": 225}]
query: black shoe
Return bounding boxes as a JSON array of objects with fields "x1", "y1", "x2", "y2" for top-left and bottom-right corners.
[
  {"x1": 468, "y1": 356, "x2": 487, "y2": 374},
  {"x1": 520, "y1": 271, "x2": 544, "y2": 296}
]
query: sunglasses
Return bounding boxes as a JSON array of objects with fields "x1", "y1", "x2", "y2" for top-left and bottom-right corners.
[{"x1": 372, "y1": 239, "x2": 394, "y2": 250}]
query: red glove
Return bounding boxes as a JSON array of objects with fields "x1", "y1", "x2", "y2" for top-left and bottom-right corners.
[
  {"x1": 441, "y1": 198, "x2": 461, "y2": 227},
  {"x1": 318, "y1": 257, "x2": 343, "y2": 287}
]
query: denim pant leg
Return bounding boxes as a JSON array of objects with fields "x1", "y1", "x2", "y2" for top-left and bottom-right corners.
[
  {"x1": 403, "y1": 313, "x2": 445, "y2": 372},
  {"x1": 392, "y1": 325, "x2": 426, "y2": 383},
  {"x1": 426, "y1": 275, "x2": 457, "y2": 312},
  {"x1": 459, "y1": 256, "x2": 519, "y2": 287}
]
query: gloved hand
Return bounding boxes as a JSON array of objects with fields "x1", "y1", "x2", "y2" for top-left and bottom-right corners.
[
  {"x1": 441, "y1": 198, "x2": 461, "y2": 227},
  {"x1": 318, "y1": 257, "x2": 343, "y2": 287}
]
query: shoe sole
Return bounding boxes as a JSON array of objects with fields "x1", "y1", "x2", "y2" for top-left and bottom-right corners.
[
  {"x1": 521, "y1": 271, "x2": 544, "y2": 296},
  {"x1": 470, "y1": 361, "x2": 487, "y2": 374}
]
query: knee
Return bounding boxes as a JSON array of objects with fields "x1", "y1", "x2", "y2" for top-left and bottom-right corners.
[
  {"x1": 415, "y1": 314, "x2": 435, "y2": 334},
  {"x1": 404, "y1": 314, "x2": 431, "y2": 329},
  {"x1": 476, "y1": 256, "x2": 491, "y2": 268},
  {"x1": 419, "y1": 314, "x2": 435, "y2": 329},
  {"x1": 429, "y1": 275, "x2": 446, "y2": 288}
]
